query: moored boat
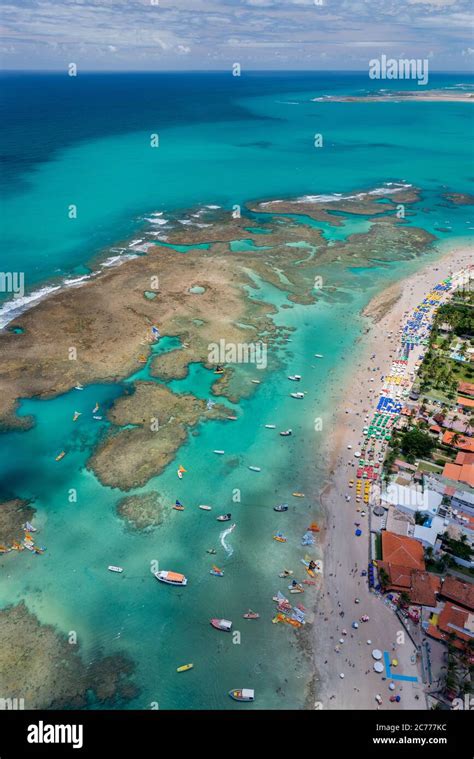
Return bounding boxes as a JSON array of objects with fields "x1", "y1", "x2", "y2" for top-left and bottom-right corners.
[
  {"x1": 213, "y1": 450, "x2": 225, "y2": 455},
  {"x1": 229, "y1": 689, "x2": 254, "y2": 702},
  {"x1": 280, "y1": 429, "x2": 292, "y2": 436},
  {"x1": 265, "y1": 424, "x2": 276, "y2": 429},
  {"x1": 314, "y1": 353, "x2": 324, "y2": 358},
  {"x1": 173, "y1": 500, "x2": 184, "y2": 511},
  {"x1": 243, "y1": 610, "x2": 259, "y2": 619},
  {"x1": 216, "y1": 513, "x2": 231, "y2": 522},
  {"x1": 55, "y1": 451, "x2": 66, "y2": 462},
  {"x1": 288, "y1": 375, "x2": 301, "y2": 381},
  {"x1": 274, "y1": 504, "x2": 289, "y2": 512},
  {"x1": 108, "y1": 565, "x2": 123, "y2": 573},
  {"x1": 290, "y1": 392, "x2": 304, "y2": 399},
  {"x1": 210, "y1": 565, "x2": 224, "y2": 577},
  {"x1": 292, "y1": 492, "x2": 305, "y2": 498},
  {"x1": 177, "y1": 663, "x2": 194, "y2": 673},
  {"x1": 199, "y1": 505, "x2": 212, "y2": 511},
  {"x1": 210, "y1": 618, "x2": 232, "y2": 631},
  {"x1": 273, "y1": 532, "x2": 287, "y2": 543},
  {"x1": 155, "y1": 570, "x2": 188, "y2": 586},
  {"x1": 248, "y1": 466, "x2": 261, "y2": 472},
  {"x1": 72, "y1": 411, "x2": 81, "y2": 422}
]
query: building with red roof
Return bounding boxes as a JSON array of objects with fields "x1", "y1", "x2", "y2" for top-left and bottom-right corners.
[
  {"x1": 381, "y1": 531, "x2": 425, "y2": 570},
  {"x1": 427, "y1": 601, "x2": 474, "y2": 651},
  {"x1": 440, "y1": 575, "x2": 474, "y2": 611},
  {"x1": 442, "y1": 431, "x2": 474, "y2": 453}
]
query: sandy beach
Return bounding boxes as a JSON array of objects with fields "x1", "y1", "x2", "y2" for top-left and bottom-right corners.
[{"x1": 313, "y1": 245, "x2": 473, "y2": 710}]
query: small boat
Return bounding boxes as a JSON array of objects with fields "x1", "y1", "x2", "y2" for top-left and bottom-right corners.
[
  {"x1": 248, "y1": 466, "x2": 261, "y2": 472},
  {"x1": 173, "y1": 500, "x2": 184, "y2": 511},
  {"x1": 217, "y1": 513, "x2": 231, "y2": 522},
  {"x1": 55, "y1": 451, "x2": 66, "y2": 462},
  {"x1": 292, "y1": 492, "x2": 305, "y2": 498},
  {"x1": 214, "y1": 366, "x2": 224, "y2": 374},
  {"x1": 274, "y1": 504, "x2": 289, "y2": 512},
  {"x1": 279, "y1": 569, "x2": 293, "y2": 578},
  {"x1": 210, "y1": 618, "x2": 232, "y2": 631},
  {"x1": 177, "y1": 663, "x2": 194, "y2": 673},
  {"x1": 314, "y1": 354, "x2": 324, "y2": 358},
  {"x1": 23, "y1": 521, "x2": 36, "y2": 532},
  {"x1": 290, "y1": 392, "x2": 304, "y2": 399},
  {"x1": 273, "y1": 533, "x2": 287, "y2": 543},
  {"x1": 226, "y1": 415, "x2": 237, "y2": 421},
  {"x1": 229, "y1": 689, "x2": 254, "y2": 702},
  {"x1": 251, "y1": 380, "x2": 261, "y2": 385},
  {"x1": 206, "y1": 548, "x2": 216, "y2": 555},
  {"x1": 265, "y1": 424, "x2": 276, "y2": 429},
  {"x1": 213, "y1": 450, "x2": 225, "y2": 455},
  {"x1": 155, "y1": 570, "x2": 188, "y2": 586},
  {"x1": 280, "y1": 429, "x2": 292, "y2": 436},
  {"x1": 74, "y1": 384, "x2": 84, "y2": 391},
  {"x1": 243, "y1": 610, "x2": 259, "y2": 620},
  {"x1": 288, "y1": 375, "x2": 301, "y2": 381},
  {"x1": 177, "y1": 465, "x2": 187, "y2": 479},
  {"x1": 108, "y1": 565, "x2": 123, "y2": 573},
  {"x1": 72, "y1": 411, "x2": 81, "y2": 422},
  {"x1": 93, "y1": 415, "x2": 103, "y2": 421},
  {"x1": 210, "y1": 566, "x2": 224, "y2": 577},
  {"x1": 199, "y1": 505, "x2": 212, "y2": 511},
  {"x1": 92, "y1": 403, "x2": 99, "y2": 414}
]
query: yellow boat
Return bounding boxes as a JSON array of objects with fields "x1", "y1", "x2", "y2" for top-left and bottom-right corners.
[
  {"x1": 292, "y1": 492, "x2": 305, "y2": 498},
  {"x1": 55, "y1": 451, "x2": 66, "y2": 461},
  {"x1": 177, "y1": 663, "x2": 194, "y2": 673}
]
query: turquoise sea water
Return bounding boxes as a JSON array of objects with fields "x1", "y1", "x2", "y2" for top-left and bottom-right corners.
[{"x1": 0, "y1": 72, "x2": 473, "y2": 709}]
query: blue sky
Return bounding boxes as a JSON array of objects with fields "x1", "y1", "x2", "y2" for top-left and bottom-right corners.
[{"x1": 1, "y1": 0, "x2": 473, "y2": 71}]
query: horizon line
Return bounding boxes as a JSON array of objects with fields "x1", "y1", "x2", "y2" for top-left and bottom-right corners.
[{"x1": 1, "y1": 67, "x2": 474, "y2": 75}]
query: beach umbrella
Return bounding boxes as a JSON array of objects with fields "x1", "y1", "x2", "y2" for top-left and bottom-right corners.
[
  {"x1": 339, "y1": 673, "x2": 345, "y2": 679},
  {"x1": 355, "y1": 529, "x2": 362, "y2": 536},
  {"x1": 389, "y1": 683, "x2": 395, "y2": 691},
  {"x1": 373, "y1": 662, "x2": 384, "y2": 673},
  {"x1": 372, "y1": 649, "x2": 382, "y2": 660}
]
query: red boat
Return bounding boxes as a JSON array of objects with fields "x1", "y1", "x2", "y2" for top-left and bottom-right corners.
[{"x1": 243, "y1": 610, "x2": 259, "y2": 620}]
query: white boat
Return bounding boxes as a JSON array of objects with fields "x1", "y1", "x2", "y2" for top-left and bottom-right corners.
[
  {"x1": 288, "y1": 375, "x2": 301, "y2": 381},
  {"x1": 92, "y1": 403, "x2": 99, "y2": 414},
  {"x1": 154, "y1": 570, "x2": 188, "y2": 586},
  {"x1": 213, "y1": 450, "x2": 225, "y2": 455},
  {"x1": 280, "y1": 429, "x2": 292, "y2": 436},
  {"x1": 248, "y1": 466, "x2": 261, "y2": 472},
  {"x1": 74, "y1": 384, "x2": 84, "y2": 391},
  {"x1": 290, "y1": 392, "x2": 304, "y2": 399},
  {"x1": 93, "y1": 415, "x2": 103, "y2": 420},
  {"x1": 199, "y1": 505, "x2": 212, "y2": 511},
  {"x1": 229, "y1": 688, "x2": 255, "y2": 702},
  {"x1": 314, "y1": 354, "x2": 323, "y2": 358},
  {"x1": 265, "y1": 424, "x2": 276, "y2": 429},
  {"x1": 108, "y1": 566, "x2": 123, "y2": 573},
  {"x1": 251, "y1": 380, "x2": 261, "y2": 384},
  {"x1": 23, "y1": 522, "x2": 37, "y2": 532},
  {"x1": 210, "y1": 618, "x2": 233, "y2": 631}
]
